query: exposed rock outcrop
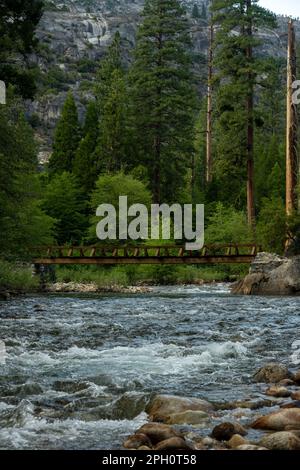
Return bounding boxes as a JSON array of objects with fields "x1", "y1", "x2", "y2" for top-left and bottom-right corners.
[{"x1": 232, "y1": 253, "x2": 300, "y2": 295}]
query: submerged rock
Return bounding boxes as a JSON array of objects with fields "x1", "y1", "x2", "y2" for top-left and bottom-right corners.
[
  {"x1": 252, "y1": 408, "x2": 300, "y2": 431},
  {"x1": 259, "y1": 431, "x2": 300, "y2": 450},
  {"x1": 253, "y1": 363, "x2": 291, "y2": 383},
  {"x1": 232, "y1": 253, "x2": 300, "y2": 295},
  {"x1": 166, "y1": 410, "x2": 209, "y2": 426},
  {"x1": 211, "y1": 422, "x2": 247, "y2": 441},
  {"x1": 146, "y1": 395, "x2": 214, "y2": 423}
]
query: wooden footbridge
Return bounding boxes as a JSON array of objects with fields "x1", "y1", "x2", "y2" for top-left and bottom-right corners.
[{"x1": 33, "y1": 243, "x2": 261, "y2": 266}]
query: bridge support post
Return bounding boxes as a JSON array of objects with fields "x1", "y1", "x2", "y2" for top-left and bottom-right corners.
[{"x1": 34, "y1": 264, "x2": 47, "y2": 291}]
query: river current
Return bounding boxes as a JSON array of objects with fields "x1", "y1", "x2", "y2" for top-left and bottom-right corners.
[{"x1": 0, "y1": 284, "x2": 299, "y2": 449}]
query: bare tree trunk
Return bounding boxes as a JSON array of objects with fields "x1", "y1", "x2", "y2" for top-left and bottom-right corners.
[
  {"x1": 246, "y1": 0, "x2": 255, "y2": 227},
  {"x1": 206, "y1": 22, "x2": 213, "y2": 184},
  {"x1": 286, "y1": 19, "x2": 298, "y2": 217}
]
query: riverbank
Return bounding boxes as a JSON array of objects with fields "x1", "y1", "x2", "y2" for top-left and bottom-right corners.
[
  {"x1": 123, "y1": 363, "x2": 300, "y2": 451},
  {"x1": 0, "y1": 260, "x2": 248, "y2": 297},
  {"x1": 0, "y1": 260, "x2": 38, "y2": 299}
]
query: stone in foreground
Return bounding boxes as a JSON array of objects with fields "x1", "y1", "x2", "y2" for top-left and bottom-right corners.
[{"x1": 259, "y1": 431, "x2": 300, "y2": 450}]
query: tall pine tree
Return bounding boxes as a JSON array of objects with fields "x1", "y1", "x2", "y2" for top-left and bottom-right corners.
[
  {"x1": 211, "y1": 0, "x2": 276, "y2": 225},
  {"x1": 130, "y1": 0, "x2": 197, "y2": 203},
  {"x1": 48, "y1": 92, "x2": 81, "y2": 174},
  {"x1": 94, "y1": 32, "x2": 129, "y2": 174}
]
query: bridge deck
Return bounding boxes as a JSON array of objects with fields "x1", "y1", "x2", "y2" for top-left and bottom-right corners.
[{"x1": 33, "y1": 244, "x2": 260, "y2": 265}]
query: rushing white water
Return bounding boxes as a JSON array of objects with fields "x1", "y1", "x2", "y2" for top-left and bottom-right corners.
[{"x1": 0, "y1": 284, "x2": 299, "y2": 449}]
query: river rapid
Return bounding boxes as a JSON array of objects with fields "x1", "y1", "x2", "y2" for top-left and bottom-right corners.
[{"x1": 0, "y1": 284, "x2": 299, "y2": 449}]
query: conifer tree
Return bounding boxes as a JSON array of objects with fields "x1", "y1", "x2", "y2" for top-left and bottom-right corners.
[
  {"x1": 95, "y1": 69, "x2": 128, "y2": 173},
  {"x1": 48, "y1": 92, "x2": 81, "y2": 174},
  {"x1": 130, "y1": 0, "x2": 197, "y2": 203},
  {"x1": 192, "y1": 4, "x2": 200, "y2": 18},
  {"x1": 211, "y1": 0, "x2": 276, "y2": 224},
  {"x1": 95, "y1": 31, "x2": 123, "y2": 115}
]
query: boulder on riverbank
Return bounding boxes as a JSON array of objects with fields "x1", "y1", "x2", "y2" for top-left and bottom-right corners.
[{"x1": 232, "y1": 252, "x2": 300, "y2": 295}]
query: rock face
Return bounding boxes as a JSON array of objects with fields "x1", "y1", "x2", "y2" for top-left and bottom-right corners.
[
  {"x1": 253, "y1": 363, "x2": 291, "y2": 383},
  {"x1": 31, "y1": 1, "x2": 300, "y2": 161},
  {"x1": 145, "y1": 394, "x2": 214, "y2": 423},
  {"x1": 232, "y1": 253, "x2": 300, "y2": 295}
]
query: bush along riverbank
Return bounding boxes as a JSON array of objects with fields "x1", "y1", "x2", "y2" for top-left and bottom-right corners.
[
  {"x1": 123, "y1": 363, "x2": 300, "y2": 451},
  {"x1": 0, "y1": 261, "x2": 249, "y2": 298},
  {"x1": 48, "y1": 264, "x2": 248, "y2": 292},
  {"x1": 0, "y1": 260, "x2": 39, "y2": 299}
]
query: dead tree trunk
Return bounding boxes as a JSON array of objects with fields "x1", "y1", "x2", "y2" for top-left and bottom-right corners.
[
  {"x1": 246, "y1": 0, "x2": 255, "y2": 228},
  {"x1": 286, "y1": 19, "x2": 298, "y2": 217}
]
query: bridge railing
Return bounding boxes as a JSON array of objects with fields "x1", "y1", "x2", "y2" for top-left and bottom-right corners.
[{"x1": 32, "y1": 243, "x2": 262, "y2": 259}]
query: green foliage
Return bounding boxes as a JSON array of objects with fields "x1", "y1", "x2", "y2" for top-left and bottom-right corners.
[
  {"x1": 95, "y1": 32, "x2": 123, "y2": 113},
  {"x1": 0, "y1": 0, "x2": 44, "y2": 98},
  {"x1": 0, "y1": 93, "x2": 55, "y2": 259},
  {"x1": 211, "y1": 0, "x2": 277, "y2": 209},
  {"x1": 48, "y1": 93, "x2": 81, "y2": 174},
  {"x1": 89, "y1": 173, "x2": 152, "y2": 242},
  {"x1": 0, "y1": 260, "x2": 38, "y2": 291},
  {"x1": 130, "y1": 0, "x2": 197, "y2": 203},
  {"x1": 95, "y1": 69, "x2": 128, "y2": 173},
  {"x1": 43, "y1": 172, "x2": 87, "y2": 245},
  {"x1": 73, "y1": 101, "x2": 99, "y2": 193},
  {"x1": 205, "y1": 203, "x2": 253, "y2": 244},
  {"x1": 256, "y1": 197, "x2": 286, "y2": 254}
]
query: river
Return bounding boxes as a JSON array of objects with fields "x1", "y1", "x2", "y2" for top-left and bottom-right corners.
[{"x1": 0, "y1": 284, "x2": 299, "y2": 449}]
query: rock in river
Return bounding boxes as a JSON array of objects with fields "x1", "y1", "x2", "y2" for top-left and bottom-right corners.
[
  {"x1": 265, "y1": 386, "x2": 291, "y2": 398},
  {"x1": 211, "y1": 422, "x2": 247, "y2": 441},
  {"x1": 253, "y1": 363, "x2": 291, "y2": 383},
  {"x1": 154, "y1": 437, "x2": 193, "y2": 450},
  {"x1": 166, "y1": 410, "x2": 209, "y2": 425},
  {"x1": 231, "y1": 253, "x2": 300, "y2": 295},
  {"x1": 146, "y1": 395, "x2": 214, "y2": 423},
  {"x1": 123, "y1": 433, "x2": 152, "y2": 450},
  {"x1": 136, "y1": 423, "x2": 181, "y2": 445},
  {"x1": 252, "y1": 408, "x2": 300, "y2": 431}
]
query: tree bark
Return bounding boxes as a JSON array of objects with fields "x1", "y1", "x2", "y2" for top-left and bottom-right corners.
[{"x1": 286, "y1": 19, "x2": 298, "y2": 217}]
